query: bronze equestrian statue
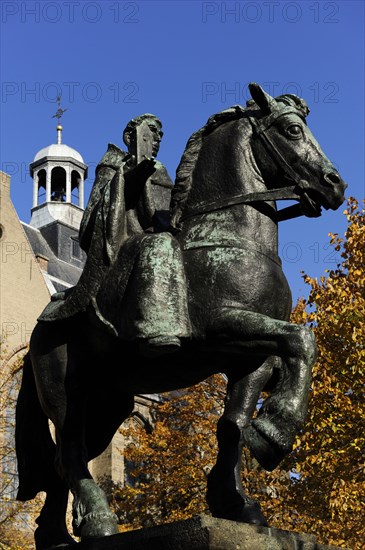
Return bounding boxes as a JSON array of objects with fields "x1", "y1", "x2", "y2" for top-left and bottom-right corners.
[{"x1": 15, "y1": 83, "x2": 347, "y2": 549}]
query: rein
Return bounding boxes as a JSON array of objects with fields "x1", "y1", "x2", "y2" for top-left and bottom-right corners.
[
  {"x1": 179, "y1": 109, "x2": 307, "y2": 224},
  {"x1": 179, "y1": 185, "x2": 302, "y2": 222}
]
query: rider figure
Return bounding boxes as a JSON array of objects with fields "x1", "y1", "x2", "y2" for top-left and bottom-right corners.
[{"x1": 38, "y1": 114, "x2": 191, "y2": 356}]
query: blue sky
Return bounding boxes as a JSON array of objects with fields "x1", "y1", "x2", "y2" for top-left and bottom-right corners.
[{"x1": 1, "y1": 0, "x2": 364, "y2": 301}]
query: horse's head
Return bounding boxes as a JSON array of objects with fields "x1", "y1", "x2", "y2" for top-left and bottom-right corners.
[{"x1": 248, "y1": 83, "x2": 347, "y2": 217}]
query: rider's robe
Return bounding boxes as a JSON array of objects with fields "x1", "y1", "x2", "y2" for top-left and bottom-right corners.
[{"x1": 38, "y1": 144, "x2": 191, "y2": 342}]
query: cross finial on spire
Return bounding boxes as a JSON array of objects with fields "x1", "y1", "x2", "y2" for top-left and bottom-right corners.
[
  {"x1": 52, "y1": 95, "x2": 67, "y2": 124},
  {"x1": 52, "y1": 96, "x2": 67, "y2": 144}
]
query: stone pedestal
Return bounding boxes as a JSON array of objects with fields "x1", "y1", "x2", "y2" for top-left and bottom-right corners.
[{"x1": 66, "y1": 515, "x2": 346, "y2": 549}]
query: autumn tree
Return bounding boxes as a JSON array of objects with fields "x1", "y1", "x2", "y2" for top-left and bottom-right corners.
[{"x1": 281, "y1": 197, "x2": 365, "y2": 548}]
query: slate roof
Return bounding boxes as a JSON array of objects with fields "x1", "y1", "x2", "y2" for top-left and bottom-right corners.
[{"x1": 21, "y1": 221, "x2": 84, "y2": 294}]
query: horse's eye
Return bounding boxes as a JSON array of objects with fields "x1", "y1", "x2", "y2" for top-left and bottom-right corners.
[{"x1": 286, "y1": 124, "x2": 303, "y2": 139}]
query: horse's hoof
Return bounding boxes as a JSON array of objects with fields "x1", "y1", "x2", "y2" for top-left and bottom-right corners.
[
  {"x1": 210, "y1": 500, "x2": 268, "y2": 526},
  {"x1": 34, "y1": 526, "x2": 77, "y2": 550},
  {"x1": 235, "y1": 502, "x2": 269, "y2": 526},
  {"x1": 243, "y1": 420, "x2": 292, "y2": 471},
  {"x1": 78, "y1": 511, "x2": 119, "y2": 539},
  {"x1": 207, "y1": 471, "x2": 268, "y2": 527}
]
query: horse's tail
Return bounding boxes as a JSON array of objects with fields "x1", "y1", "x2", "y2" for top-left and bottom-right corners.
[{"x1": 16, "y1": 352, "x2": 56, "y2": 501}]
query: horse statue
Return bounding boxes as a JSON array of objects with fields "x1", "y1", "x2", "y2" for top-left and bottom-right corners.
[{"x1": 15, "y1": 83, "x2": 347, "y2": 549}]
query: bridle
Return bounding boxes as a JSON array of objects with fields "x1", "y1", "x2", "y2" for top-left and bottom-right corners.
[{"x1": 180, "y1": 108, "x2": 309, "y2": 223}]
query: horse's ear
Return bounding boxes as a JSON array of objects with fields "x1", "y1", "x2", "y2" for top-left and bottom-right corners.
[{"x1": 248, "y1": 83, "x2": 276, "y2": 114}]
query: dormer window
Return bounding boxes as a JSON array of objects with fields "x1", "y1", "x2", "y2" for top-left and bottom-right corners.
[{"x1": 71, "y1": 237, "x2": 81, "y2": 260}]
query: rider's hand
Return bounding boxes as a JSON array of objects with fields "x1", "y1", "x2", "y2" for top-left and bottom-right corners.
[
  {"x1": 124, "y1": 158, "x2": 156, "y2": 207},
  {"x1": 124, "y1": 158, "x2": 156, "y2": 183}
]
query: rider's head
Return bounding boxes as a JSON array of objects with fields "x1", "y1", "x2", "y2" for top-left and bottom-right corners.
[{"x1": 123, "y1": 114, "x2": 163, "y2": 158}]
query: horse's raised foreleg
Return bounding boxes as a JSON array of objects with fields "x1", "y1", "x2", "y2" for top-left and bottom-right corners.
[
  {"x1": 209, "y1": 308, "x2": 317, "y2": 471},
  {"x1": 207, "y1": 359, "x2": 274, "y2": 525}
]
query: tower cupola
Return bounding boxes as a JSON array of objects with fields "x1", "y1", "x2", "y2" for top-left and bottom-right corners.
[{"x1": 29, "y1": 98, "x2": 88, "y2": 230}]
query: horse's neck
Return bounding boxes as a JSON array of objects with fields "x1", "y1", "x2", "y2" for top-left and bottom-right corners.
[{"x1": 183, "y1": 119, "x2": 279, "y2": 254}]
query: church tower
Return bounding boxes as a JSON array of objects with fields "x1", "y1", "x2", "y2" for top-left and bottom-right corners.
[{"x1": 22, "y1": 99, "x2": 87, "y2": 295}]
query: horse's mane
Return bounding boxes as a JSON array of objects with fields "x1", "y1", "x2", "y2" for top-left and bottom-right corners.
[{"x1": 170, "y1": 94, "x2": 309, "y2": 230}]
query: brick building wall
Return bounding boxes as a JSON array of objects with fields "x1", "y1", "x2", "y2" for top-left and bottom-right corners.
[{"x1": 0, "y1": 171, "x2": 50, "y2": 357}]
